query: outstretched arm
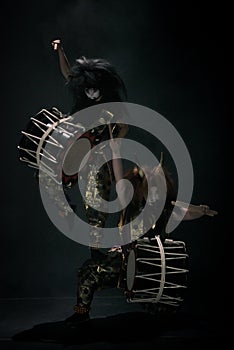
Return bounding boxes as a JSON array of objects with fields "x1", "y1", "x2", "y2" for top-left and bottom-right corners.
[
  {"x1": 51, "y1": 39, "x2": 71, "y2": 80},
  {"x1": 171, "y1": 200, "x2": 218, "y2": 221}
]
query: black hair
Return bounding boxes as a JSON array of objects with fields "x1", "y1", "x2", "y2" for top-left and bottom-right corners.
[{"x1": 67, "y1": 56, "x2": 127, "y2": 114}]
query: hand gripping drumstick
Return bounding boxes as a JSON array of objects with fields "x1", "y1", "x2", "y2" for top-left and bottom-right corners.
[{"x1": 52, "y1": 39, "x2": 60, "y2": 50}]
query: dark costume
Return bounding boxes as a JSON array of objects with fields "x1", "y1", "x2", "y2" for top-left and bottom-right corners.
[
  {"x1": 66, "y1": 165, "x2": 177, "y2": 322},
  {"x1": 56, "y1": 56, "x2": 131, "y2": 322},
  {"x1": 65, "y1": 57, "x2": 128, "y2": 250},
  {"x1": 18, "y1": 41, "x2": 216, "y2": 325}
]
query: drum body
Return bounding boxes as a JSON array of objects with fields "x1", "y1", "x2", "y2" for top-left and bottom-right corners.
[
  {"x1": 18, "y1": 107, "x2": 108, "y2": 185},
  {"x1": 125, "y1": 236, "x2": 189, "y2": 312}
]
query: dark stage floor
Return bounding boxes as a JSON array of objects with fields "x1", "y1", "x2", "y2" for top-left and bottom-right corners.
[{"x1": 0, "y1": 290, "x2": 230, "y2": 349}]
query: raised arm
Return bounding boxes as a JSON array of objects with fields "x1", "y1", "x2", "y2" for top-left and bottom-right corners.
[{"x1": 51, "y1": 39, "x2": 71, "y2": 81}]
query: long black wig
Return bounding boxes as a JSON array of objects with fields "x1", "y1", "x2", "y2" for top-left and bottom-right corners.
[{"x1": 67, "y1": 56, "x2": 127, "y2": 114}]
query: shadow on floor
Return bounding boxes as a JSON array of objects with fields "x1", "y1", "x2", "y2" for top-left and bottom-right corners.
[{"x1": 11, "y1": 311, "x2": 216, "y2": 346}]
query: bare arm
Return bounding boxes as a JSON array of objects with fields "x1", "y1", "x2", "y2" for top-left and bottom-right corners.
[
  {"x1": 51, "y1": 39, "x2": 71, "y2": 80},
  {"x1": 109, "y1": 135, "x2": 132, "y2": 248},
  {"x1": 116, "y1": 122, "x2": 129, "y2": 139},
  {"x1": 171, "y1": 201, "x2": 218, "y2": 221},
  {"x1": 109, "y1": 127, "x2": 124, "y2": 183},
  {"x1": 109, "y1": 128, "x2": 130, "y2": 208}
]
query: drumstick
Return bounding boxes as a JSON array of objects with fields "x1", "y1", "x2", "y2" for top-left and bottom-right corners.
[
  {"x1": 171, "y1": 200, "x2": 218, "y2": 217},
  {"x1": 108, "y1": 124, "x2": 113, "y2": 139}
]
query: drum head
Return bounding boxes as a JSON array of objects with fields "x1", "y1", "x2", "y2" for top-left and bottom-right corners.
[
  {"x1": 126, "y1": 249, "x2": 136, "y2": 291},
  {"x1": 62, "y1": 137, "x2": 92, "y2": 176}
]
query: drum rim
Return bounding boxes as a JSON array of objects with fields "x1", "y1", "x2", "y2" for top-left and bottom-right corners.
[
  {"x1": 35, "y1": 117, "x2": 69, "y2": 166},
  {"x1": 126, "y1": 249, "x2": 136, "y2": 292},
  {"x1": 126, "y1": 236, "x2": 188, "y2": 305}
]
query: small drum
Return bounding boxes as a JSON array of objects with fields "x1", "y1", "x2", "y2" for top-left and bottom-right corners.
[
  {"x1": 125, "y1": 236, "x2": 189, "y2": 312},
  {"x1": 18, "y1": 107, "x2": 114, "y2": 186}
]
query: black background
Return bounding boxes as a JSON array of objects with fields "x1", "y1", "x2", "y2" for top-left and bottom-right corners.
[{"x1": 0, "y1": 0, "x2": 232, "y2": 322}]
